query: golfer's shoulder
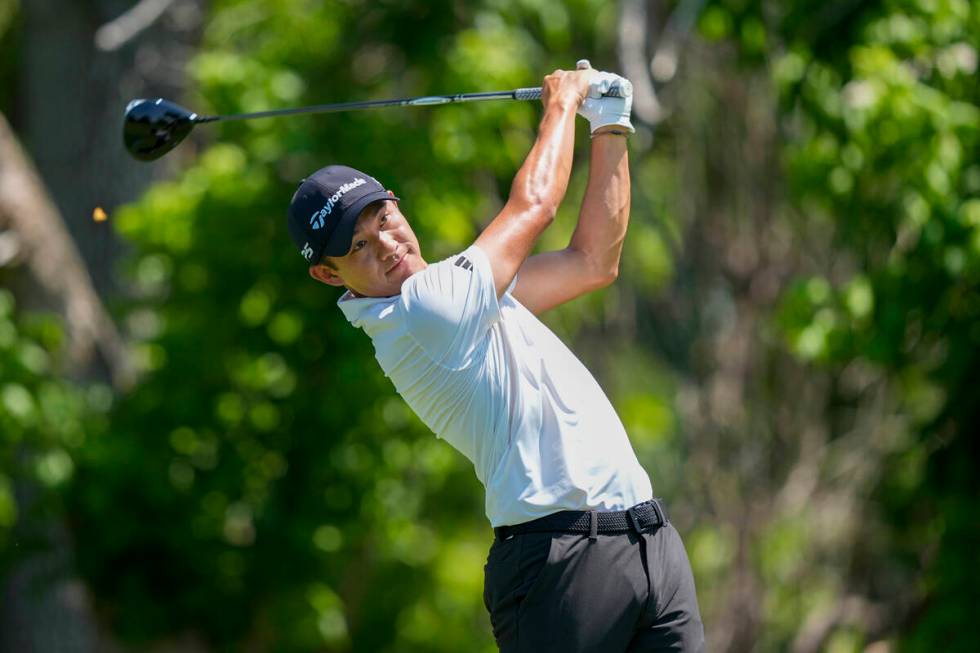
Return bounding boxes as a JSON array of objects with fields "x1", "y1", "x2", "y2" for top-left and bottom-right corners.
[
  {"x1": 399, "y1": 245, "x2": 495, "y2": 326},
  {"x1": 404, "y1": 245, "x2": 488, "y2": 297}
]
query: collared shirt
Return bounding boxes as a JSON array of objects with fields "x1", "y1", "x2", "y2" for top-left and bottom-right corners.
[{"x1": 338, "y1": 244, "x2": 652, "y2": 527}]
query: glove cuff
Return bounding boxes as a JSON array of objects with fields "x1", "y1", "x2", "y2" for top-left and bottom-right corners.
[
  {"x1": 590, "y1": 117, "x2": 635, "y2": 134},
  {"x1": 591, "y1": 129, "x2": 629, "y2": 138}
]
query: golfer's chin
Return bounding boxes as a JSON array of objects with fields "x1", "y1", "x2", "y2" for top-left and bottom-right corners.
[
  {"x1": 387, "y1": 253, "x2": 423, "y2": 287},
  {"x1": 348, "y1": 254, "x2": 424, "y2": 298}
]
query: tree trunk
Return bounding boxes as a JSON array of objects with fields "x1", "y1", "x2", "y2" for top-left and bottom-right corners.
[{"x1": 0, "y1": 1, "x2": 202, "y2": 650}]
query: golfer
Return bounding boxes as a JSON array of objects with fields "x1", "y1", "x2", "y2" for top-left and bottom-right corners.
[{"x1": 286, "y1": 64, "x2": 704, "y2": 652}]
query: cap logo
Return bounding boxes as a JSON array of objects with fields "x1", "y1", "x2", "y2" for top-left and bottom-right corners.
[
  {"x1": 301, "y1": 241, "x2": 314, "y2": 261},
  {"x1": 309, "y1": 177, "x2": 367, "y2": 230}
]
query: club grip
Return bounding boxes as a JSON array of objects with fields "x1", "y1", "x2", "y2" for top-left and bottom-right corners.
[
  {"x1": 514, "y1": 81, "x2": 633, "y2": 102},
  {"x1": 514, "y1": 87, "x2": 543, "y2": 101}
]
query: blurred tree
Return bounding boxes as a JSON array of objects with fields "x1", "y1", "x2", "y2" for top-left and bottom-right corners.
[
  {"x1": 14, "y1": 0, "x2": 202, "y2": 298},
  {"x1": 0, "y1": 42, "x2": 128, "y2": 653},
  {"x1": 0, "y1": 287, "x2": 105, "y2": 652},
  {"x1": 0, "y1": 0, "x2": 180, "y2": 649},
  {"x1": 770, "y1": 1, "x2": 980, "y2": 649}
]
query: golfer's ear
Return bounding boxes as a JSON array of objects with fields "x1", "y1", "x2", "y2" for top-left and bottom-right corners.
[{"x1": 309, "y1": 264, "x2": 345, "y2": 287}]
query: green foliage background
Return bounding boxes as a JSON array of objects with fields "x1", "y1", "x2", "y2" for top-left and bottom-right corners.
[
  {"x1": 0, "y1": 0, "x2": 978, "y2": 651},
  {"x1": 0, "y1": 290, "x2": 104, "y2": 570},
  {"x1": 769, "y1": 0, "x2": 980, "y2": 646}
]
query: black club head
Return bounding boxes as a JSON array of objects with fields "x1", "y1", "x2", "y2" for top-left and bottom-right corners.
[{"x1": 123, "y1": 98, "x2": 198, "y2": 161}]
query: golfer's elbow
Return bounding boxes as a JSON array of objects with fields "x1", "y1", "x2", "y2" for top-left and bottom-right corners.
[
  {"x1": 604, "y1": 265, "x2": 620, "y2": 286},
  {"x1": 512, "y1": 171, "x2": 562, "y2": 222},
  {"x1": 593, "y1": 265, "x2": 619, "y2": 289},
  {"x1": 510, "y1": 192, "x2": 558, "y2": 229},
  {"x1": 529, "y1": 197, "x2": 559, "y2": 226},
  {"x1": 576, "y1": 250, "x2": 620, "y2": 290}
]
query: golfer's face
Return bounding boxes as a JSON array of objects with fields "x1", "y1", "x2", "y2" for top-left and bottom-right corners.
[{"x1": 325, "y1": 199, "x2": 424, "y2": 297}]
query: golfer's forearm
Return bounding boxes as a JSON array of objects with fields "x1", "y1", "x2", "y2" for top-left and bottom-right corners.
[
  {"x1": 569, "y1": 134, "x2": 630, "y2": 282},
  {"x1": 476, "y1": 92, "x2": 581, "y2": 296},
  {"x1": 508, "y1": 101, "x2": 578, "y2": 217}
]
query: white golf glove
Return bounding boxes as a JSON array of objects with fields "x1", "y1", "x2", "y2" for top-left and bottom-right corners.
[{"x1": 577, "y1": 70, "x2": 635, "y2": 135}]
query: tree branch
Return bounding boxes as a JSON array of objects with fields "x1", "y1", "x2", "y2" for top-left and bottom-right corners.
[
  {"x1": 617, "y1": 0, "x2": 708, "y2": 126},
  {"x1": 94, "y1": 0, "x2": 178, "y2": 51},
  {"x1": 617, "y1": 0, "x2": 667, "y2": 125},
  {"x1": 650, "y1": 0, "x2": 706, "y2": 83},
  {"x1": 0, "y1": 111, "x2": 134, "y2": 389}
]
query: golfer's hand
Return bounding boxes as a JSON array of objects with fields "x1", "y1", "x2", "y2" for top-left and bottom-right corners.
[
  {"x1": 577, "y1": 70, "x2": 635, "y2": 134},
  {"x1": 540, "y1": 68, "x2": 592, "y2": 110}
]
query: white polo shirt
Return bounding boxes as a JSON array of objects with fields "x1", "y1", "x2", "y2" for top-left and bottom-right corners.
[{"x1": 338, "y1": 244, "x2": 653, "y2": 527}]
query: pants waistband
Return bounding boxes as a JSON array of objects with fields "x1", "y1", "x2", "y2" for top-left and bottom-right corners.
[{"x1": 493, "y1": 498, "x2": 669, "y2": 542}]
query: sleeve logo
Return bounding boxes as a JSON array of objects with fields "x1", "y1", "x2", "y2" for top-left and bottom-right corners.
[{"x1": 454, "y1": 256, "x2": 473, "y2": 271}]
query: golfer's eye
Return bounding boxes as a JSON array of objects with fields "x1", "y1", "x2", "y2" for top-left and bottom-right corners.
[
  {"x1": 380, "y1": 214, "x2": 389, "y2": 225},
  {"x1": 352, "y1": 240, "x2": 366, "y2": 252}
]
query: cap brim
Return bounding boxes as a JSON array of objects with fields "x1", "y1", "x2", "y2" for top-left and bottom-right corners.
[{"x1": 322, "y1": 191, "x2": 400, "y2": 257}]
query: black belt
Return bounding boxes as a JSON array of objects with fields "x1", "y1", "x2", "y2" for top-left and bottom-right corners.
[{"x1": 493, "y1": 498, "x2": 669, "y2": 542}]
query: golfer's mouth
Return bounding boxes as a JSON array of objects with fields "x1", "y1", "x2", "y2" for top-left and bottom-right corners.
[{"x1": 386, "y1": 250, "x2": 407, "y2": 275}]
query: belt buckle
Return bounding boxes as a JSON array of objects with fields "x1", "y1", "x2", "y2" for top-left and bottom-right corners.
[
  {"x1": 494, "y1": 526, "x2": 514, "y2": 541},
  {"x1": 627, "y1": 506, "x2": 644, "y2": 534},
  {"x1": 651, "y1": 499, "x2": 667, "y2": 527}
]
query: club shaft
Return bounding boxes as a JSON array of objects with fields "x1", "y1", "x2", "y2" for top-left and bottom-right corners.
[
  {"x1": 193, "y1": 84, "x2": 626, "y2": 123},
  {"x1": 195, "y1": 89, "x2": 537, "y2": 123}
]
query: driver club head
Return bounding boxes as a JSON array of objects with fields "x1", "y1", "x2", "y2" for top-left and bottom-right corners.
[{"x1": 123, "y1": 98, "x2": 199, "y2": 161}]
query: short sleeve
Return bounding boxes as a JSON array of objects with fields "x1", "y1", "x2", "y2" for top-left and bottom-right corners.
[{"x1": 400, "y1": 244, "x2": 501, "y2": 368}]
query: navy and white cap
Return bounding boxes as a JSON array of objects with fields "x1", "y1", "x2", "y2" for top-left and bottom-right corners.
[{"x1": 286, "y1": 165, "x2": 398, "y2": 264}]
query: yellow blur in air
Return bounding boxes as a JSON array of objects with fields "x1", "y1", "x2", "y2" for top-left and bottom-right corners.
[{"x1": 92, "y1": 206, "x2": 108, "y2": 222}]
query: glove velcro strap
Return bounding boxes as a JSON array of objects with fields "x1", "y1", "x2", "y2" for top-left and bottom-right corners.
[{"x1": 591, "y1": 129, "x2": 630, "y2": 138}]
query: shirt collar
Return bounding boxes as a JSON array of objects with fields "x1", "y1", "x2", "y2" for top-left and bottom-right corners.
[{"x1": 337, "y1": 291, "x2": 400, "y2": 336}]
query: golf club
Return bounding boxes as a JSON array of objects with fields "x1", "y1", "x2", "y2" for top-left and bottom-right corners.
[{"x1": 123, "y1": 79, "x2": 632, "y2": 161}]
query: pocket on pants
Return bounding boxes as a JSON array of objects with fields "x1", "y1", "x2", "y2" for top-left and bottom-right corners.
[{"x1": 483, "y1": 533, "x2": 557, "y2": 648}]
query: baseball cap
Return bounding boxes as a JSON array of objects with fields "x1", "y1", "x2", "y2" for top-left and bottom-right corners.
[{"x1": 286, "y1": 165, "x2": 399, "y2": 264}]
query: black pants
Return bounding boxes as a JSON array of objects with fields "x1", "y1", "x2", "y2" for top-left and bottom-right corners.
[{"x1": 483, "y1": 519, "x2": 704, "y2": 652}]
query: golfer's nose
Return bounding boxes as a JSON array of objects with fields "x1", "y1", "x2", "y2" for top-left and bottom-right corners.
[{"x1": 379, "y1": 231, "x2": 398, "y2": 259}]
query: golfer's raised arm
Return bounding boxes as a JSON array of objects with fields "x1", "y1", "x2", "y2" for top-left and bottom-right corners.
[
  {"x1": 510, "y1": 69, "x2": 634, "y2": 315},
  {"x1": 474, "y1": 69, "x2": 589, "y2": 297},
  {"x1": 570, "y1": 129, "x2": 630, "y2": 281},
  {"x1": 511, "y1": 130, "x2": 630, "y2": 314}
]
